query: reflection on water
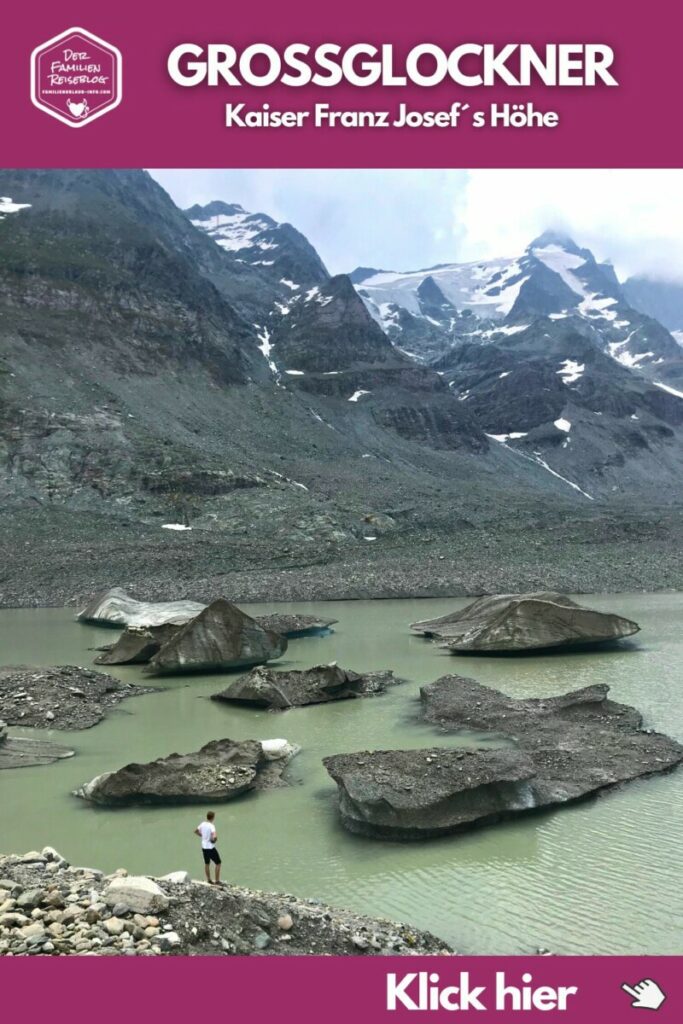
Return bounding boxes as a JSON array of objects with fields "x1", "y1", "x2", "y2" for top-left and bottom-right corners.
[{"x1": 0, "y1": 594, "x2": 682, "y2": 954}]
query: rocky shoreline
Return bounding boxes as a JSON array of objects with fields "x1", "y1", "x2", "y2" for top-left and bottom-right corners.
[
  {"x1": 0, "y1": 849, "x2": 453, "y2": 956},
  {"x1": 0, "y1": 506, "x2": 682, "y2": 608}
]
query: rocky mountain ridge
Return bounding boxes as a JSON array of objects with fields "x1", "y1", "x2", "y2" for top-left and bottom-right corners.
[{"x1": 0, "y1": 169, "x2": 682, "y2": 603}]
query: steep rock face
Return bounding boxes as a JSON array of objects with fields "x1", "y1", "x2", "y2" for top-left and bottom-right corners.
[
  {"x1": 186, "y1": 200, "x2": 329, "y2": 322},
  {"x1": 0, "y1": 169, "x2": 260, "y2": 383},
  {"x1": 421, "y1": 675, "x2": 683, "y2": 808},
  {"x1": 410, "y1": 593, "x2": 639, "y2": 651},
  {"x1": 269, "y1": 274, "x2": 403, "y2": 374},
  {"x1": 271, "y1": 277, "x2": 489, "y2": 453},
  {"x1": 0, "y1": 168, "x2": 505, "y2": 545},
  {"x1": 434, "y1": 319, "x2": 683, "y2": 498},
  {"x1": 323, "y1": 747, "x2": 537, "y2": 839},
  {"x1": 0, "y1": 169, "x2": 274, "y2": 512},
  {"x1": 74, "y1": 737, "x2": 299, "y2": 805},
  {"x1": 212, "y1": 664, "x2": 397, "y2": 709},
  {"x1": 146, "y1": 599, "x2": 287, "y2": 674}
]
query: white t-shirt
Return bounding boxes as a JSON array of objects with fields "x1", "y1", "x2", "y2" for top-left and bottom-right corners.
[{"x1": 198, "y1": 821, "x2": 216, "y2": 849}]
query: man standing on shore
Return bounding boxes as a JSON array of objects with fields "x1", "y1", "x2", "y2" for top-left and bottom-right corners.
[{"x1": 194, "y1": 810, "x2": 221, "y2": 884}]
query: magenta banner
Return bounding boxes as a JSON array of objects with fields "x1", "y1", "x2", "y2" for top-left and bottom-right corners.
[
  {"x1": 0, "y1": 0, "x2": 680, "y2": 167},
  {"x1": 1, "y1": 956, "x2": 681, "y2": 1019}
]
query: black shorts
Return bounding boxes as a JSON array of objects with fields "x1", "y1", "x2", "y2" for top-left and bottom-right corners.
[{"x1": 202, "y1": 847, "x2": 221, "y2": 865}]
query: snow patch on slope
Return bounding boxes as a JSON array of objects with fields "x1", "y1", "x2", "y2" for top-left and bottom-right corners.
[
  {"x1": 532, "y1": 244, "x2": 586, "y2": 295},
  {"x1": 191, "y1": 207, "x2": 277, "y2": 253},
  {"x1": 557, "y1": 360, "x2": 585, "y2": 384},
  {"x1": 654, "y1": 381, "x2": 683, "y2": 399},
  {"x1": 0, "y1": 196, "x2": 31, "y2": 219}
]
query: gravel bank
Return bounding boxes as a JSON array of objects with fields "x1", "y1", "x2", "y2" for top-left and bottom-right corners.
[
  {"x1": 0, "y1": 848, "x2": 453, "y2": 956},
  {"x1": 0, "y1": 507, "x2": 681, "y2": 608}
]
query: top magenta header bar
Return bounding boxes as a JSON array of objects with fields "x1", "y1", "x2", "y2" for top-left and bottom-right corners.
[{"x1": 3, "y1": 0, "x2": 679, "y2": 167}]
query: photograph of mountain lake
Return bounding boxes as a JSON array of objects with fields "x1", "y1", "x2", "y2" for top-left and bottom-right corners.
[{"x1": 0, "y1": 169, "x2": 682, "y2": 957}]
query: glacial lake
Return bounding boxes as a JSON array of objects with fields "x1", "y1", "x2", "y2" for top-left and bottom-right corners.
[{"x1": 0, "y1": 594, "x2": 682, "y2": 955}]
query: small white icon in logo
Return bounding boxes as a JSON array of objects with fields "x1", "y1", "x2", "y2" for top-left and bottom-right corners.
[
  {"x1": 621, "y1": 979, "x2": 666, "y2": 1011},
  {"x1": 66, "y1": 98, "x2": 90, "y2": 119}
]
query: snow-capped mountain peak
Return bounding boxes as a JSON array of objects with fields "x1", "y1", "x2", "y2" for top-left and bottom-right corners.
[
  {"x1": 352, "y1": 231, "x2": 683, "y2": 387},
  {"x1": 186, "y1": 200, "x2": 279, "y2": 255},
  {"x1": 355, "y1": 256, "x2": 527, "y2": 324}
]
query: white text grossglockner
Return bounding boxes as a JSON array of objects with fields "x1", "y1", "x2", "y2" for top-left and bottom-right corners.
[{"x1": 167, "y1": 42, "x2": 618, "y2": 89}]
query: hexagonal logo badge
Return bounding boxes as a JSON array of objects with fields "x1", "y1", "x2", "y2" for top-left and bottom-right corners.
[{"x1": 31, "y1": 27, "x2": 122, "y2": 128}]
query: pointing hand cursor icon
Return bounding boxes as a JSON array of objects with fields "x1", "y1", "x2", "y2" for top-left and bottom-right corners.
[{"x1": 622, "y1": 979, "x2": 666, "y2": 1010}]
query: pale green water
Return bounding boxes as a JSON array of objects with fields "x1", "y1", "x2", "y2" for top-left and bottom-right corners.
[{"x1": 0, "y1": 595, "x2": 682, "y2": 955}]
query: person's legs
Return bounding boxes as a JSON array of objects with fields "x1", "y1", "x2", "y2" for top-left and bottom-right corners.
[
  {"x1": 212, "y1": 848, "x2": 222, "y2": 885},
  {"x1": 203, "y1": 850, "x2": 213, "y2": 883}
]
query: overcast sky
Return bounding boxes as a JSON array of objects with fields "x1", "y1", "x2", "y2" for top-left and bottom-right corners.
[{"x1": 151, "y1": 169, "x2": 683, "y2": 282}]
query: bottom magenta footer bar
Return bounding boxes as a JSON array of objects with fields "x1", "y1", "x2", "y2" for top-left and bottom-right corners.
[{"x1": 0, "y1": 955, "x2": 679, "y2": 1020}]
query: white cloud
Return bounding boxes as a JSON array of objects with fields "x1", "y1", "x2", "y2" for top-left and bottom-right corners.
[
  {"x1": 456, "y1": 170, "x2": 683, "y2": 282},
  {"x1": 152, "y1": 168, "x2": 469, "y2": 275},
  {"x1": 151, "y1": 168, "x2": 683, "y2": 283}
]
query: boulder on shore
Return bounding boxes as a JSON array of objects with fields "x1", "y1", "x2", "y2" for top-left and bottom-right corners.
[
  {"x1": 0, "y1": 720, "x2": 74, "y2": 770},
  {"x1": 77, "y1": 587, "x2": 204, "y2": 628},
  {"x1": 324, "y1": 675, "x2": 683, "y2": 840},
  {"x1": 0, "y1": 665, "x2": 153, "y2": 730},
  {"x1": 103, "y1": 876, "x2": 170, "y2": 914},
  {"x1": 212, "y1": 664, "x2": 398, "y2": 710},
  {"x1": 145, "y1": 599, "x2": 287, "y2": 675},
  {"x1": 74, "y1": 737, "x2": 299, "y2": 805},
  {"x1": 410, "y1": 592, "x2": 639, "y2": 652}
]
